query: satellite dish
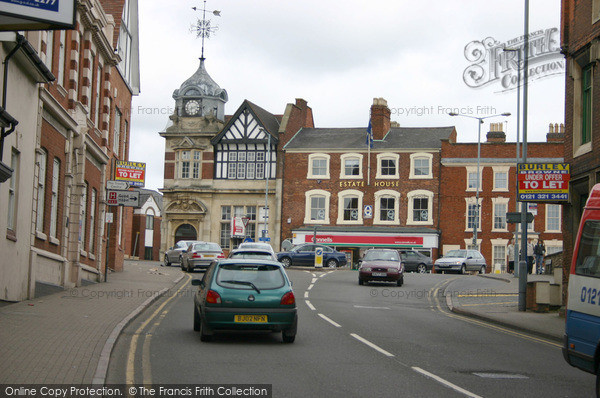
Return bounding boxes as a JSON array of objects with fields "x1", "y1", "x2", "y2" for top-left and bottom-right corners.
[{"x1": 281, "y1": 239, "x2": 293, "y2": 251}]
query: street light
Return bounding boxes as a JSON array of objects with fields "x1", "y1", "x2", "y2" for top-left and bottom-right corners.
[{"x1": 449, "y1": 112, "x2": 511, "y2": 249}]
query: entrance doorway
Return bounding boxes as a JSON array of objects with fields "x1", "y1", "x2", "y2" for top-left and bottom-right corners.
[{"x1": 175, "y1": 224, "x2": 197, "y2": 244}]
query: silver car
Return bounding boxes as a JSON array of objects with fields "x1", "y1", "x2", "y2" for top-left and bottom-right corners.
[
  {"x1": 181, "y1": 242, "x2": 224, "y2": 272},
  {"x1": 164, "y1": 240, "x2": 199, "y2": 266},
  {"x1": 434, "y1": 249, "x2": 487, "y2": 274}
]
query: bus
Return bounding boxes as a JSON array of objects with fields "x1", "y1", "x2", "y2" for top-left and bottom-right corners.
[{"x1": 564, "y1": 184, "x2": 600, "y2": 396}]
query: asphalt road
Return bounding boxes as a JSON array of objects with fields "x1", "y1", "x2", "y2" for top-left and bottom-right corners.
[{"x1": 107, "y1": 267, "x2": 594, "y2": 398}]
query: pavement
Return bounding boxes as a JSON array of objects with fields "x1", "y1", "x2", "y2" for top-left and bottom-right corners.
[
  {"x1": 0, "y1": 260, "x2": 184, "y2": 385},
  {"x1": 444, "y1": 272, "x2": 565, "y2": 343},
  {"x1": 0, "y1": 261, "x2": 566, "y2": 386}
]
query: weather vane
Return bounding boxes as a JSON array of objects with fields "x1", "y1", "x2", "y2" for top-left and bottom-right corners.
[{"x1": 191, "y1": 1, "x2": 221, "y2": 60}]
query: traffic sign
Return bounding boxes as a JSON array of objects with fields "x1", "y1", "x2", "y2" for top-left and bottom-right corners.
[
  {"x1": 315, "y1": 247, "x2": 323, "y2": 268},
  {"x1": 106, "y1": 190, "x2": 139, "y2": 207},
  {"x1": 106, "y1": 180, "x2": 129, "y2": 190},
  {"x1": 506, "y1": 212, "x2": 534, "y2": 224}
]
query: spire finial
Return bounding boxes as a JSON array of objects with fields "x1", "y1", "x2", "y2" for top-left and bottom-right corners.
[{"x1": 191, "y1": 1, "x2": 221, "y2": 60}]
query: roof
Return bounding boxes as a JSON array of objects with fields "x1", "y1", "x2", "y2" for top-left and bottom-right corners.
[
  {"x1": 284, "y1": 126, "x2": 455, "y2": 151},
  {"x1": 137, "y1": 189, "x2": 163, "y2": 210},
  {"x1": 210, "y1": 100, "x2": 281, "y2": 145}
]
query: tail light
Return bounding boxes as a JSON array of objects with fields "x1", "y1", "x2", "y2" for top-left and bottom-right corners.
[
  {"x1": 217, "y1": 253, "x2": 225, "y2": 259},
  {"x1": 280, "y1": 291, "x2": 295, "y2": 305},
  {"x1": 206, "y1": 290, "x2": 221, "y2": 304},
  {"x1": 192, "y1": 252, "x2": 201, "y2": 258}
]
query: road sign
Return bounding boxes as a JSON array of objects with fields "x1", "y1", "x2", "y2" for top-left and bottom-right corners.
[
  {"x1": 315, "y1": 247, "x2": 323, "y2": 268},
  {"x1": 106, "y1": 190, "x2": 139, "y2": 207},
  {"x1": 506, "y1": 212, "x2": 534, "y2": 224},
  {"x1": 259, "y1": 237, "x2": 271, "y2": 242},
  {"x1": 106, "y1": 180, "x2": 129, "y2": 190}
]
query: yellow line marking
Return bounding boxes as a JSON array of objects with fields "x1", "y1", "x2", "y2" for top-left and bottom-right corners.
[
  {"x1": 459, "y1": 302, "x2": 517, "y2": 307},
  {"x1": 457, "y1": 294, "x2": 518, "y2": 297},
  {"x1": 126, "y1": 274, "x2": 191, "y2": 386}
]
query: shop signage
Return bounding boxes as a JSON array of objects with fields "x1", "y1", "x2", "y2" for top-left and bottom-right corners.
[
  {"x1": 517, "y1": 163, "x2": 570, "y2": 202},
  {"x1": 0, "y1": 0, "x2": 76, "y2": 31},
  {"x1": 115, "y1": 161, "x2": 145, "y2": 187},
  {"x1": 304, "y1": 234, "x2": 423, "y2": 247}
]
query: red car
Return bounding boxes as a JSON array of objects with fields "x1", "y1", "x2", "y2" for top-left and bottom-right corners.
[{"x1": 358, "y1": 249, "x2": 404, "y2": 286}]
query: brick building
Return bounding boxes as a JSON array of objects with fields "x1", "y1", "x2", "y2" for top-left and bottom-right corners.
[
  {"x1": 0, "y1": 0, "x2": 139, "y2": 301},
  {"x1": 281, "y1": 98, "x2": 455, "y2": 266},
  {"x1": 561, "y1": 0, "x2": 600, "y2": 293},
  {"x1": 439, "y1": 124, "x2": 565, "y2": 272}
]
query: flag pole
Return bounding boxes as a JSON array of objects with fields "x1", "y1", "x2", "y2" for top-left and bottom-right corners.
[{"x1": 367, "y1": 115, "x2": 372, "y2": 186}]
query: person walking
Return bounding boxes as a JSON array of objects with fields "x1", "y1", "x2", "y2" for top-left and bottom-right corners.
[
  {"x1": 507, "y1": 239, "x2": 515, "y2": 274},
  {"x1": 527, "y1": 238, "x2": 535, "y2": 274},
  {"x1": 534, "y1": 239, "x2": 546, "y2": 274}
]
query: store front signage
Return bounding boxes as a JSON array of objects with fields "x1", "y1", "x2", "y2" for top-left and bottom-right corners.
[
  {"x1": 304, "y1": 234, "x2": 423, "y2": 247},
  {"x1": 517, "y1": 162, "x2": 570, "y2": 202}
]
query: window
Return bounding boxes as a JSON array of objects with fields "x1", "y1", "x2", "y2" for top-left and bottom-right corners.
[
  {"x1": 376, "y1": 153, "x2": 399, "y2": 179},
  {"x1": 410, "y1": 153, "x2": 433, "y2": 179},
  {"x1": 493, "y1": 245, "x2": 507, "y2": 272},
  {"x1": 493, "y1": 202, "x2": 508, "y2": 230},
  {"x1": 7, "y1": 149, "x2": 19, "y2": 231},
  {"x1": 192, "y1": 151, "x2": 201, "y2": 179},
  {"x1": 57, "y1": 30, "x2": 65, "y2": 86},
  {"x1": 50, "y1": 159, "x2": 60, "y2": 239},
  {"x1": 308, "y1": 154, "x2": 330, "y2": 179},
  {"x1": 575, "y1": 221, "x2": 600, "y2": 277},
  {"x1": 36, "y1": 149, "x2": 47, "y2": 232},
  {"x1": 114, "y1": 107, "x2": 122, "y2": 155},
  {"x1": 178, "y1": 151, "x2": 191, "y2": 179},
  {"x1": 45, "y1": 31, "x2": 54, "y2": 69},
  {"x1": 88, "y1": 188, "x2": 96, "y2": 253},
  {"x1": 94, "y1": 64, "x2": 102, "y2": 124},
  {"x1": 117, "y1": 0, "x2": 134, "y2": 85},
  {"x1": 304, "y1": 190, "x2": 331, "y2": 224},
  {"x1": 337, "y1": 190, "x2": 363, "y2": 224},
  {"x1": 217, "y1": 148, "x2": 272, "y2": 180},
  {"x1": 407, "y1": 190, "x2": 433, "y2": 225},
  {"x1": 582, "y1": 65, "x2": 592, "y2": 146},
  {"x1": 340, "y1": 153, "x2": 363, "y2": 179},
  {"x1": 146, "y1": 214, "x2": 154, "y2": 230},
  {"x1": 118, "y1": 207, "x2": 123, "y2": 246},
  {"x1": 81, "y1": 183, "x2": 87, "y2": 247},
  {"x1": 220, "y1": 223, "x2": 231, "y2": 249},
  {"x1": 546, "y1": 204, "x2": 561, "y2": 232},
  {"x1": 221, "y1": 206, "x2": 231, "y2": 221},
  {"x1": 374, "y1": 190, "x2": 400, "y2": 224},
  {"x1": 492, "y1": 167, "x2": 510, "y2": 191},
  {"x1": 465, "y1": 197, "x2": 482, "y2": 231}
]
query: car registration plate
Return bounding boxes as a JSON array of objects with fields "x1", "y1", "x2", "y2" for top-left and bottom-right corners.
[
  {"x1": 372, "y1": 272, "x2": 387, "y2": 277},
  {"x1": 234, "y1": 315, "x2": 267, "y2": 323}
]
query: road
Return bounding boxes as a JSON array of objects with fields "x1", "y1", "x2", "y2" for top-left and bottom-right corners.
[{"x1": 107, "y1": 267, "x2": 594, "y2": 397}]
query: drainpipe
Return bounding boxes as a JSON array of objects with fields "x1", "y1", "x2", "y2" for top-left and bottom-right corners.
[{"x1": 0, "y1": 34, "x2": 24, "y2": 162}]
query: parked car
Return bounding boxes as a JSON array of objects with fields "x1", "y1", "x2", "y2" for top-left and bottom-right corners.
[
  {"x1": 191, "y1": 259, "x2": 297, "y2": 343},
  {"x1": 164, "y1": 240, "x2": 199, "y2": 266},
  {"x1": 358, "y1": 248, "x2": 404, "y2": 286},
  {"x1": 434, "y1": 249, "x2": 487, "y2": 274},
  {"x1": 277, "y1": 243, "x2": 347, "y2": 268},
  {"x1": 228, "y1": 248, "x2": 277, "y2": 261},
  {"x1": 400, "y1": 250, "x2": 434, "y2": 273},
  {"x1": 181, "y1": 242, "x2": 225, "y2": 272},
  {"x1": 237, "y1": 241, "x2": 276, "y2": 255}
]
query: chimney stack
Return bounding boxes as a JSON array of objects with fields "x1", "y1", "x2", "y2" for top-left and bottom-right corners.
[
  {"x1": 546, "y1": 123, "x2": 565, "y2": 143},
  {"x1": 370, "y1": 98, "x2": 391, "y2": 141},
  {"x1": 486, "y1": 122, "x2": 506, "y2": 143}
]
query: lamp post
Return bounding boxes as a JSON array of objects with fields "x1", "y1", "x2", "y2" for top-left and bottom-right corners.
[{"x1": 449, "y1": 112, "x2": 511, "y2": 250}]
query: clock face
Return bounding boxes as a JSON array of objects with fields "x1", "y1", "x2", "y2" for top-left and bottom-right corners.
[{"x1": 185, "y1": 100, "x2": 200, "y2": 115}]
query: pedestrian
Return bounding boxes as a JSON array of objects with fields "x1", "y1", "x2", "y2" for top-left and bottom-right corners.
[
  {"x1": 527, "y1": 238, "x2": 534, "y2": 274},
  {"x1": 507, "y1": 239, "x2": 515, "y2": 274},
  {"x1": 534, "y1": 239, "x2": 546, "y2": 274}
]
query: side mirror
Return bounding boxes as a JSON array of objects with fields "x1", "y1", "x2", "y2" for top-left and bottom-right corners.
[{"x1": 467, "y1": 256, "x2": 473, "y2": 260}]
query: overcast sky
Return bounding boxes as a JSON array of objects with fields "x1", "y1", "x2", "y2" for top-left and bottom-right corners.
[{"x1": 130, "y1": 0, "x2": 564, "y2": 192}]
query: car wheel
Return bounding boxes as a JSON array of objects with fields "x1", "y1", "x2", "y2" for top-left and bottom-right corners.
[
  {"x1": 396, "y1": 277, "x2": 404, "y2": 287},
  {"x1": 282, "y1": 330, "x2": 296, "y2": 343},
  {"x1": 479, "y1": 265, "x2": 486, "y2": 274},
  {"x1": 200, "y1": 320, "x2": 212, "y2": 342},
  {"x1": 164, "y1": 255, "x2": 170, "y2": 267},
  {"x1": 326, "y1": 259, "x2": 338, "y2": 268},
  {"x1": 193, "y1": 306, "x2": 201, "y2": 332},
  {"x1": 181, "y1": 260, "x2": 187, "y2": 272},
  {"x1": 417, "y1": 264, "x2": 427, "y2": 274},
  {"x1": 460, "y1": 265, "x2": 467, "y2": 275},
  {"x1": 358, "y1": 279, "x2": 364, "y2": 286},
  {"x1": 280, "y1": 257, "x2": 292, "y2": 268}
]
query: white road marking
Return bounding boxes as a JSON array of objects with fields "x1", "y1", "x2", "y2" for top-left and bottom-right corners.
[
  {"x1": 305, "y1": 300, "x2": 316, "y2": 311},
  {"x1": 318, "y1": 313, "x2": 342, "y2": 328},
  {"x1": 311, "y1": 278, "x2": 318, "y2": 284},
  {"x1": 353, "y1": 305, "x2": 390, "y2": 310},
  {"x1": 304, "y1": 291, "x2": 309, "y2": 299},
  {"x1": 412, "y1": 367, "x2": 483, "y2": 398},
  {"x1": 308, "y1": 284, "x2": 314, "y2": 291},
  {"x1": 319, "y1": 273, "x2": 329, "y2": 278},
  {"x1": 350, "y1": 333, "x2": 394, "y2": 357}
]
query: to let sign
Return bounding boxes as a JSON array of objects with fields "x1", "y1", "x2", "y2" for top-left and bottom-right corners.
[
  {"x1": 517, "y1": 163, "x2": 570, "y2": 202},
  {"x1": 115, "y1": 161, "x2": 145, "y2": 187}
]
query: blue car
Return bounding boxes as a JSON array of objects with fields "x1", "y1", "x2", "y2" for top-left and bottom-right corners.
[{"x1": 277, "y1": 243, "x2": 347, "y2": 268}]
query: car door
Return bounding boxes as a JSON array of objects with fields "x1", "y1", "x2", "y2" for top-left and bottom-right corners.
[
  {"x1": 466, "y1": 250, "x2": 478, "y2": 271},
  {"x1": 296, "y1": 244, "x2": 316, "y2": 266}
]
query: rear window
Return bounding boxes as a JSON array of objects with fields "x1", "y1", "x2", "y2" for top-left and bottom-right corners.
[
  {"x1": 216, "y1": 264, "x2": 285, "y2": 290},
  {"x1": 575, "y1": 221, "x2": 600, "y2": 278},
  {"x1": 364, "y1": 250, "x2": 399, "y2": 261},
  {"x1": 192, "y1": 243, "x2": 221, "y2": 251},
  {"x1": 229, "y1": 252, "x2": 273, "y2": 260}
]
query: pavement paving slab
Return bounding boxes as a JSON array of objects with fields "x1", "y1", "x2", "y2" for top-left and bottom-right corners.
[{"x1": 0, "y1": 260, "x2": 184, "y2": 385}]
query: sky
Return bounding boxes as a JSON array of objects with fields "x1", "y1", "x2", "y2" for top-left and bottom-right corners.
[{"x1": 129, "y1": 0, "x2": 564, "y2": 192}]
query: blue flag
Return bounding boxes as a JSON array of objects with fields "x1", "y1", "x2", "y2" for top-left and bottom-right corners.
[{"x1": 366, "y1": 120, "x2": 373, "y2": 148}]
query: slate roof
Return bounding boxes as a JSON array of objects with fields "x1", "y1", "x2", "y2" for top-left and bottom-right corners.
[
  {"x1": 284, "y1": 126, "x2": 455, "y2": 150},
  {"x1": 211, "y1": 100, "x2": 282, "y2": 145},
  {"x1": 137, "y1": 189, "x2": 163, "y2": 211}
]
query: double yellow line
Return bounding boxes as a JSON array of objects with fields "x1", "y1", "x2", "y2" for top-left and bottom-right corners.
[{"x1": 126, "y1": 274, "x2": 192, "y2": 386}]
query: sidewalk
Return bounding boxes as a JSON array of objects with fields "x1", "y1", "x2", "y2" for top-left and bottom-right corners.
[
  {"x1": 0, "y1": 260, "x2": 184, "y2": 385},
  {"x1": 444, "y1": 273, "x2": 565, "y2": 342}
]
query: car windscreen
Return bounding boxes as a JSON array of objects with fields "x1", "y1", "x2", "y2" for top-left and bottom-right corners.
[
  {"x1": 364, "y1": 251, "x2": 398, "y2": 261},
  {"x1": 229, "y1": 252, "x2": 274, "y2": 260},
  {"x1": 446, "y1": 250, "x2": 467, "y2": 258},
  {"x1": 216, "y1": 264, "x2": 285, "y2": 290},
  {"x1": 192, "y1": 243, "x2": 221, "y2": 252}
]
